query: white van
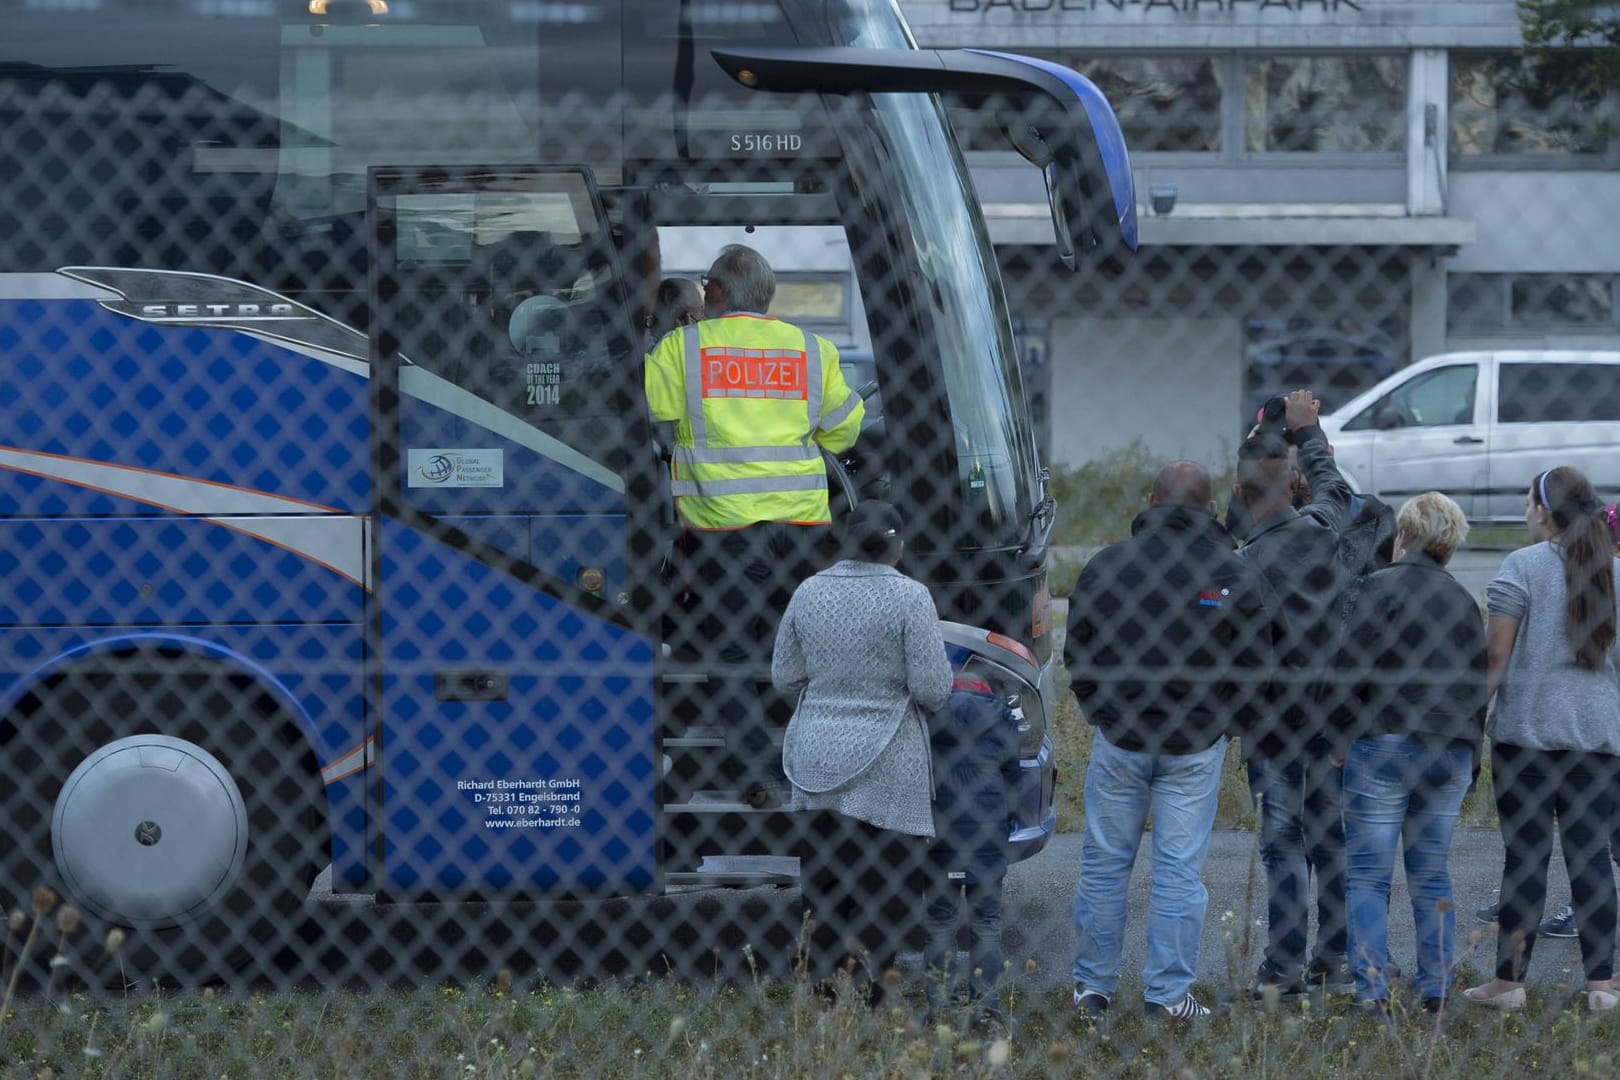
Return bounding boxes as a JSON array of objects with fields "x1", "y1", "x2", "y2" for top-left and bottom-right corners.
[{"x1": 1318, "y1": 350, "x2": 1620, "y2": 521}]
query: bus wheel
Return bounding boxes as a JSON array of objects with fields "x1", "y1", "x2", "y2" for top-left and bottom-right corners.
[{"x1": 0, "y1": 654, "x2": 327, "y2": 990}]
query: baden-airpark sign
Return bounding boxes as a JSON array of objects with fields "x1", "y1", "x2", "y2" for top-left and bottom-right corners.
[
  {"x1": 917, "y1": 0, "x2": 1526, "y2": 48},
  {"x1": 946, "y1": 0, "x2": 1366, "y2": 11}
]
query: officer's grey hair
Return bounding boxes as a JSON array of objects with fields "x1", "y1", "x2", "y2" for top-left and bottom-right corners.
[
  {"x1": 1397, "y1": 491, "x2": 1470, "y2": 566},
  {"x1": 709, "y1": 244, "x2": 775, "y2": 314}
]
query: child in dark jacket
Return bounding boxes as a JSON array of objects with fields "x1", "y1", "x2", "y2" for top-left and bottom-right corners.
[{"x1": 924, "y1": 667, "x2": 1023, "y2": 1025}]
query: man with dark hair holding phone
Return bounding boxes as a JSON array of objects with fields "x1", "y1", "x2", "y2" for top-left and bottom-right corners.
[
  {"x1": 1224, "y1": 396, "x2": 1291, "y2": 545},
  {"x1": 1232, "y1": 395, "x2": 1396, "y2": 576},
  {"x1": 1232, "y1": 388, "x2": 1355, "y2": 999}
]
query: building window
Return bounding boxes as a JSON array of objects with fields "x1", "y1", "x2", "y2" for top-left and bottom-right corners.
[
  {"x1": 1511, "y1": 276, "x2": 1614, "y2": 327},
  {"x1": 1245, "y1": 316, "x2": 1397, "y2": 426},
  {"x1": 772, "y1": 276, "x2": 848, "y2": 323},
  {"x1": 1451, "y1": 52, "x2": 1618, "y2": 160},
  {"x1": 949, "y1": 54, "x2": 1223, "y2": 153},
  {"x1": 1448, "y1": 273, "x2": 1619, "y2": 334},
  {"x1": 1244, "y1": 56, "x2": 1407, "y2": 153},
  {"x1": 1072, "y1": 56, "x2": 1224, "y2": 152},
  {"x1": 955, "y1": 52, "x2": 1409, "y2": 158}
]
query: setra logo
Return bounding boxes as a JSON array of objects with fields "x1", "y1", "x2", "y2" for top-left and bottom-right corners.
[{"x1": 418, "y1": 454, "x2": 456, "y2": 484}]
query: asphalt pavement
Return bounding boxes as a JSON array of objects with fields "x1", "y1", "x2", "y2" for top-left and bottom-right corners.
[
  {"x1": 304, "y1": 823, "x2": 1603, "y2": 996},
  {"x1": 1444, "y1": 546, "x2": 1510, "y2": 601},
  {"x1": 996, "y1": 825, "x2": 1614, "y2": 999}
]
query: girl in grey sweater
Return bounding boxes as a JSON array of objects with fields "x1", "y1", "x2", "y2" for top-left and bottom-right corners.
[{"x1": 1465, "y1": 467, "x2": 1620, "y2": 1013}]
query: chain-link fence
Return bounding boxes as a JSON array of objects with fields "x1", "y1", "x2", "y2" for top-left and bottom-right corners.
[{"x1": 4, "y1": 2, "x2": 1620, "y2": 1074}]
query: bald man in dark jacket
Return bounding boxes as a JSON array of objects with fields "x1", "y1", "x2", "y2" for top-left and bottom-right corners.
[{"x1": 1065, "y1": 461, "x2": 1281, "y2": 1021}]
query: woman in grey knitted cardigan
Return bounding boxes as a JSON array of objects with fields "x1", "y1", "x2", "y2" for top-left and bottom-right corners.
[{"x1": 772, "y1": 500, "x2": 952, "y2": 995}]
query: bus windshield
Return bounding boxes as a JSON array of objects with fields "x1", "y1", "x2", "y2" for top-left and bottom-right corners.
[
  {"x1": 869, "y1": 90, "x2": 1036, "y2": 541},
  {"x1": 832, "y1": 1, "x2": 1037, "y2": 541}
]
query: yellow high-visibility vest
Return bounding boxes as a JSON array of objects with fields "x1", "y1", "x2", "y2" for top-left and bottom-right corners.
[{"x1": 644, "y1": 314, "x2": 864, "y2": 529}]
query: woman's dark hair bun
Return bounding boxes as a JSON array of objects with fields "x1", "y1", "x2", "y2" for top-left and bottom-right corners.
[{"x1": 842, "y1": 500, "x2": 904, "y2": 562}]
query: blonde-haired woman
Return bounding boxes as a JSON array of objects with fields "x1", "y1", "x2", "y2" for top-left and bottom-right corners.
[
  {"x1": 1465, "y1": 466, "x2": 1620, "y2": 1012},
  {"x1": 1330, "y1": 491, "x2": 1488, "y2": 1014}
]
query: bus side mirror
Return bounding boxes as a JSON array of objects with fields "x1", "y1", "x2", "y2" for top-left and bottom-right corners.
[
  {"x1": 976, "y1": 52, "x2": 1137, "y2": 273},
  {"x1": 1005, "y1": 125, "x2": 1076, "y2": 271}
]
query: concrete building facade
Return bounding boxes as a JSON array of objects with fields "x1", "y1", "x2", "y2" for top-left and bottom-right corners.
[{"x1": 900, "y1": 0, "x2": 1620, "y2": 469}]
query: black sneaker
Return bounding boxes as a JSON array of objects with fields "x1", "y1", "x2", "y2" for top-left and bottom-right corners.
[
  {"x1": 968, "y1": 1006, "x2": 1006, "y2": 1035},
  {"x1": 1251, "y1": 962, "x2": 1306, "y2": 1000},
  {"x1": 1145, "y1": 993, "x2": 1210, "y2": 1021},
  {"x1": 1305, "y1": 955, "x2": 1355, "y2": 994},
  {"x1": 1345, "y1": 998, "x2": 1389, "y2": 1020},
  {"x1": 1421, "y1": 996, "x2": 1446, "y2": 1015},
  {"x1": 1539, "y1": 904, "x2": 1578, "y2": 938},
  {"x1": 1072, "y1": 987, "x2": 1110, "y2": 1020},
  {"x1": 1475, "y1": 893, "x2": 1500, "y2": 924}
]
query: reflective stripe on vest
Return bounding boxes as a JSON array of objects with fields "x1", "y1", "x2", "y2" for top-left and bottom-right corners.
[
  {"x1": 675, "y1": 322, "x2": 829, "y2": 498},
  {"x1": 669, "y1": 472, "x2": 828, "y2": 497},
  {"x1": 675, "y1": 443, "x2": 821, "y2": 466},
  {"x1": 819, "y1": 388, "x2": 860, "y2": 433}
]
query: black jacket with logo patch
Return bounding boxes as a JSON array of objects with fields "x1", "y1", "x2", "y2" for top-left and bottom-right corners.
[{"x1": 1065, "y1": 505, "x2": 1282, "y2": 755}]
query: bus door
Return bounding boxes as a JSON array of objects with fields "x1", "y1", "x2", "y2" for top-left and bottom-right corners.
[{"x1": 367, "y1": 165, "x2": 662, "y2": 897}]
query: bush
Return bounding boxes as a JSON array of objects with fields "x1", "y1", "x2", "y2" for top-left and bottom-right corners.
[
  {"x1": 1048, "y1": 444, "x2": 1160, "y2": 549},
  {"x1": 1049, "y1": 444, "x2": 1237, "y2": 550}
]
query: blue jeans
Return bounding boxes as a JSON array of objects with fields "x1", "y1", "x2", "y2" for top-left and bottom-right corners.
[
  {"x1": 1248, "y1": 753, "x2": 1348, "y2": 978},
  {"x1": 1342, "y1": 734, "x2": 1472, "y2": 1002},
  {"x1": 1071, "y1": 729, "x2": 1227, "y2": 1007}
]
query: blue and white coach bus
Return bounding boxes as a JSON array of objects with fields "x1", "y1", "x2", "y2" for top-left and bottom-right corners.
[{"x1": 0, "y1": 0, "x2": 1135, "y2": 982}]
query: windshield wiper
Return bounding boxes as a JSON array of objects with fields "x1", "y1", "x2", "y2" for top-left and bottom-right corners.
[{"x1": 1019, "y1": 468, "x2": 1057, "y2": 570}]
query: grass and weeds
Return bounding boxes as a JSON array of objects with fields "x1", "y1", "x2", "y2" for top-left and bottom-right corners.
[
  {"x1": 1049, "y1": 444, "x2": 1186, "y2": 550},
  {"x1": 2, "y1": 971, "x2": 1615, "y2": 1079},
  {"x1": 1463, "y1": 524, "x2": 1530, "y2": 550}
]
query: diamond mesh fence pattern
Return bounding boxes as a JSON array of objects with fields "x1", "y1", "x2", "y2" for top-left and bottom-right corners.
[{"x1": 2, "y1": 8, "x2": 1620, "y2": 1075}]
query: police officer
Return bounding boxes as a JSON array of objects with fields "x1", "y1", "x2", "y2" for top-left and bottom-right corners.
[{"x1": 645, "y1": 244, "x2": 864, "y2": 800}]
